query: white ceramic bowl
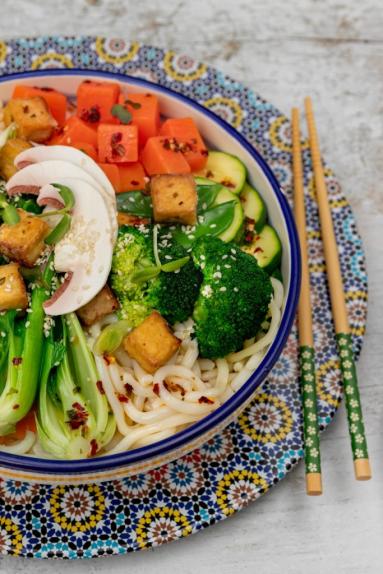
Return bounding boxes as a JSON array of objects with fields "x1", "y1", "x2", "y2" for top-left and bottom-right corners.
[{"x1": 0, "y1": 70, "x2": 300, "y2": 484}]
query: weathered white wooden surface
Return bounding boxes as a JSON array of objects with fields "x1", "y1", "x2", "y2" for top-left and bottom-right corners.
[{"x1": 0, "y1": 0, "x2": 382, "y2": 572}]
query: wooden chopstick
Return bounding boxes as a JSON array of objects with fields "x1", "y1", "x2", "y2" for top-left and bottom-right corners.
[
  {"x1": 304, "y1": 97, "x2": 371, "y2": 481},
  {"x1": 292, "y1": 108, "x2": 323, "y2": 496}
]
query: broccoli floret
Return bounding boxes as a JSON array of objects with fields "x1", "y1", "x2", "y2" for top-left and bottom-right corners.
[
  {"x1": 110, "y1": 225, "x2": 154, "y2": 327},
  {"x1": 148, "y1": 240, "x2": 202, "y2": 324},
  {"x1": 192, "y1": 236, "x2": 273, "y2": 359},
  {"x1": 110, "y1": 225, "x2": 202, "y2": 327}
]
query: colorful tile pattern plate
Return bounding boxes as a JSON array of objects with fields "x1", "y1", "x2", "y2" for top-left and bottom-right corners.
[{"x1": 0, "y1": 37, "x2": 368, "y2": 559}]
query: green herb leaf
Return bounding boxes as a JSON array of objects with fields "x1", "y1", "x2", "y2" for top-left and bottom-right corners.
[
  {"x1": 45, "y1": 213, "x2": 71, "y2": 245},
  {"x1": 93, "y1": 320, "x2": 132, "y2": 356},
  {"x1": 111, "y1": 104, "x2": 132, "y2": 124},
  {"x1": 116, "y1": 191, "x2": 152, "y2": 217},
  {"x1": 131, "y1": 266, "x2": 161, "y2": 284},
  {"x1": 124, "y1": 99, "x2": 142, "y2": 110},
  {"x1": 161, "y1": 256, "x2": 190, "y2": 272}
]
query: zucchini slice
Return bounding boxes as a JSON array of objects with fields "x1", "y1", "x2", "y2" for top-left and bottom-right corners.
[
  {"x1": 213, "y1": 187, "x2": 244, "y2": 243},
  {"x1": 195, "y1": 151, "x2": 247, "y2": 194},
  {"x1": 240, "y1": 183, "x2": 267, "y2": 232},
  {"x1": 242, "y1": 224, "x2": 282, "y2": 273}
]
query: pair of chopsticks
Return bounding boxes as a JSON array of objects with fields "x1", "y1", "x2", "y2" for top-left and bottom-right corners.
[{"x1": 291, "y1": 98, "x2": 371, "y2": 495}]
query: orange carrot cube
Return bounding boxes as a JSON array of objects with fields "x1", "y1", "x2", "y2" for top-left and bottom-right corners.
[
  {"x1": 118, "y1": 162, "x2": 146, "y2": 192},
  {"x1": 97, "y1": 124, "x2": 138, "y2": 163},
  {"x1": 160, "y1": 117, "x2": 208, "y2": 171},
  {"x1": 140, "y1": 136, "x2": 191, "y2": 176},
  {"x1": 77, "y1": 80, "x2": 120, "y2": 124}
]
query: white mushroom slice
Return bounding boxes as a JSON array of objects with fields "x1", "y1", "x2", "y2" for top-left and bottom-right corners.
[
  {"x1": 6, "y1": 159, "x2": 117, "y2": 238},
  {"x1": 14, "y1": 145, "x2": 115, "y2": 198},
  {"x1": 39, "y1": 178, "x2": 114, "y2": 316}
]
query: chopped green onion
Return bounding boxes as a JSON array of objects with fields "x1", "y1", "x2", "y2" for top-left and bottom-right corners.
[
  {"x1": 131, "y1": 266, "x2": 161, "y2": 284},
  {"x1": 0, "y1": 123, "x2": 17, "y2": 149},
  {"x1": 52, "y1": 183, "x2": 75, "y2": 211},
  {"x1": 37, "y1": 183, "x2": 75, "y2": 218},
  {"x1": 93, "y1": 320, "x2": 131, "y2": 356},
  {"x1": 2, "y1": 204, "x2": 20, "y2": 225},
  {"x1": 161, "y1": 256, "x2": 190, "y2": 272},
  {"x1": 45, "y1": 214, "x2": 71, "y2": 245}
]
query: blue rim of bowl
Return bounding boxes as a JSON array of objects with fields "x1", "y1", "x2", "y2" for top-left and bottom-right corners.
[{"x1": 0, "y1": 68, "x2": 301, "y2": 475}]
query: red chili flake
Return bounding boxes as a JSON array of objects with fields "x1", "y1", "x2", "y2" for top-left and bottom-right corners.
[
  {"x1": 130, "y1": 180, "x2": 140, "y2": 185},
  {"x1": 110, "y1": 132, "x2": 126, "y2": 157},
  {"x1": 12, "y1": 404, "x2": 20, "y2": 410},
  {"x1": 220, "y1": 178, "x2": 235, "y2": 189},
  {"x1": 245, "y1": 232, "x2": 254, "y2": 243},
  {"x1": 145, "y1": 93, "x2": 152, "y2": 97},
  {"x1": 12, "y1": 357, "x2": 22, "y2": 366},
  {"x1": 200, "y1": 149, "x2": 209, "y2": 156},
  {"x1": 206, "y1": 170, "x2": 214, "y2": 178},
  {"x1": 117, "y1": 393, "x2": 129, "y2": 403},
  {"x1": 162, "y1": 138, "x2": 171, "y2": 150},
  {"x1": 254, "y1": 247, "x2": 264, "y2": 254},
  {"x1": 190, "y1": 138, "x2": 197, "y2": 144},
  {"x1": 198, "y1": 396, "x2": 214, "y2": 404},
  {"x1": 153, "y1": 383, "x2": 160, "y2": 396},
  {"x1": 96, "y1": 380, "x2": 105, "y2": 395},
  {"x1": 90, "y1": 439, "x2": 98, "y2": 456},
  {"x1": 66, "y1": 402, "x2": 88, "y2": 430},
  {"x1": 22, "y1": 105, "x2": 30, "y2": 114},
  {"x1": 246, "y1": 217, "x2": 255, "y2": 225},
  {"x1": 103, "y1": 354, "x2": 115, "y2": 366},
  {"x1": 124, "y1": 383, "x2": 133, "y2": 396},
  {"x1": 38, "y1": 86, "x2": 54, "y2": 92},
  {"x1": 80, "y1": 105, "x2": 101, "y2": 123},
  {"x1": 164, "y1": 379, "x2": 185, "y2": 396}
]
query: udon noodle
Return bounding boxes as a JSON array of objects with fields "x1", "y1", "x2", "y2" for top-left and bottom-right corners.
[{"x1": 4, "y1": 277, "x2": 283, "y2": 457}]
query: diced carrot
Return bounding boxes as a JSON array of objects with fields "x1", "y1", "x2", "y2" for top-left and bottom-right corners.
[
  {"x1": 98, "y1": 162, "x2": 121, "y2": 192},
  {"x1": 160, "y1": 117, "x2": 208, "y2": 171},
  {"x1": 71, "y1": 142, "x2": 98, "y2": 162},
  {"x1": 118, "y1": 162, "x2": 146, "y2": 192},
  {"x1": 77, "y1": 80, "x2": 120, "y2": 124},
  {"x1": 12, "y1": 85, "x2": 67, "y2": 126},
  {"x1": 98, "y1": 124, "x2": 138, "y2": 164},
  {"x1": 118, "y1": 92, "x2": 160, "y2": 147},
  {"x1": 140, "y1": 136, "x2": 191, "y2": 175},
  {"x1": 49, "y1": 116, "x2": 98, "y2": 147}
]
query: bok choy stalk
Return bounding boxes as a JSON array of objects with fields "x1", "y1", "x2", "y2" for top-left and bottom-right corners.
[
  {"x1": 36, "y1": 313, "x2": 116, "y2": 459},
  {"x1": 0, "y1": 258, "x2": 54, "y2": 436}
]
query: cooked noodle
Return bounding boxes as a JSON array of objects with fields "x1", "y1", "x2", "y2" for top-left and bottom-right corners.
[{"x1": 8, "y1": 277, "x2": 284, "y2": 458}]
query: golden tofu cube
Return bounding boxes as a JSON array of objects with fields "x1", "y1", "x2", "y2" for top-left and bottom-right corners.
[
  {"x1": 0, "y1": 209, "x2": 50, "y2": 267},
  {"x1": 123, "y1": 311, "x2": 181, "y2": 374},
  {"x1": 0, "y1": 263, "x2": 28, "y2": 310},
  {"x1": 0, "y1": 138, "x2": 32, "y2": 181},
  {"x1": 4, "y1": 97, "x2": 56, "y2": 143},
  {"x1": 77, "y1": 285, "x2": 119, "y2": 327},
  {"x1": 151, "y1": 174, "x2": 197, "y2": 225}
]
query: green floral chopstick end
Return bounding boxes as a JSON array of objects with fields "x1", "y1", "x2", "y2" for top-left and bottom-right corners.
[
  {"x1": 336, "y1": 332, "x2": 368, "y2": 461},
  {"x1": 300, "y1": 345, "x2": 321, "y2": 474}
]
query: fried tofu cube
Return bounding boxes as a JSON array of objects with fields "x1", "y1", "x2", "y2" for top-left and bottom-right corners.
[
  {"x1": 4, "y1": 97, "x2": 56, "y2": 143},
  {"x1": 123, "y1": 311, "x2": 181, "y2": 374},
  {"x1": 0, "y1": 138, "x2": 32, "y2": 180},
  {"x1": 77, "y1": 285, "x2": 119, "y2": 327},
  {"x1": 0, "y1": 209, "x2": 50, "y2": 267},
  {"x1": 0, "y1": 263, "x2": 28, "y2": 310},
  {"x1": 151, "y1": 174, "x2": 197, "y2": 225}
]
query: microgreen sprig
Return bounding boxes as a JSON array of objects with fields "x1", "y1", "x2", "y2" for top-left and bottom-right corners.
[{"x1": 38, "y1": 184, "x2": 75, "y2": 245}]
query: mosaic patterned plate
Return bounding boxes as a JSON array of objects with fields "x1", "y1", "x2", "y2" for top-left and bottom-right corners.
[{"x1": 0, "y1": 37, "x2": 368, "y2": 559}]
